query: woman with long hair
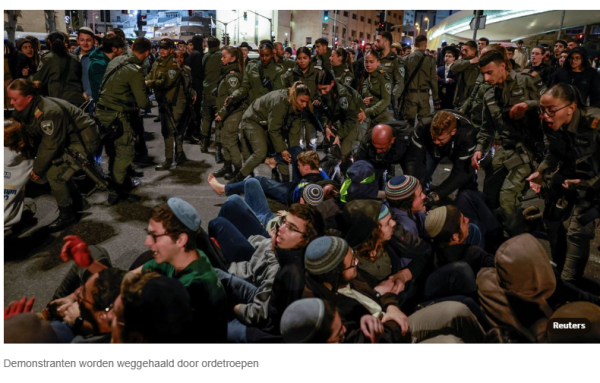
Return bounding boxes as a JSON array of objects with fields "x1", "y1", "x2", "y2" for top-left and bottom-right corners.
[
  {"x1": 213, "y1": 46, "x2": 249, "y2": 179},
  {"x1": 357, "y1": 50, "x2": 392, "y2": 140},
  {"x1": 221, "y1": 81, "x2": 312, "y2": 183},
  {"x1": 551, "y1": 48, "x2": 600, "y2": 107},
  {"x1": 526, "y1": 83, "x2": 600, "y2": 283},
  {"x1": 330, "y1": 47, "x2": 355, "y2": 88},
  {"x1": 32, "y1": 32, "x2": 85, "y2": 106}
]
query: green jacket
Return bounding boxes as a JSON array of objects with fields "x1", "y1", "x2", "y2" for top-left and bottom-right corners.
[
  {"x1": 276, "y1": 57, "x2": 296, "y2": 71},
  {"x1": 87, "y1": 49, "x2": 111, "y2": 101},
  {"x1": 97, "y1": 54, "x2": 149, "y2": 112},
  {"x1": 460, "y1": 73, "x2": 489, "y2": 128},
  {"x1": 450, "y1": 58, "x2": 480, "y2": 108},
  {"x1": 202, "y1": 47, "x2": 222, "y2": 99},
  {"x1": 313, "y1": 49, "x2": 332, "y2": 72},
  {"x1": 380, "y1": 51, "x2": 404, "y2": 100},
  {"x1": 360, "y1": 69, "x2": 392, "y2": 119},
  {"x1": 280, "y1": 62, "x2": 319, "y2": 100},
  {"x1": 216, "y1": 62, "x2": 244, "y2": 119},
  {"x1": 12, "y1": 96, "x2": 99, "y2": 176},
  {"x1": 242, "y1": 89, "x2": 302, "y2": 153},
  {"x1": 332, "y1": 64, "x2": 355, "y2": 88},
  {"x1": 231, "y1": 60, "x2": 284, "y2": 105},
  {"x1": 476, "y1": 70, "x2": 546, "y2": 153},
  {"x1": 402, "y1": 49, "x2": 439, "y2": 101},
  {"x1": 33, "y1": 52, "x2": 85, "y2": 106},
  {"x1": 322, "y1": 83, "x2": 362, "y2": 139},
  {"x1": 146, "y1": 53, "x2": 185, "y2": 106}
]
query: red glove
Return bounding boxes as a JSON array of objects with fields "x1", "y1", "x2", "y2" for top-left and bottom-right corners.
[
  {"x1": 4, "y1": 296, "x2": 35, "y2": 320},
  {"x1": 60, "y1": 235, "x2": 92, "y2": 268}
]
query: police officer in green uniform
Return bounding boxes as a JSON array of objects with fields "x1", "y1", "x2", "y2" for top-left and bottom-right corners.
[
  {"x1": 472, "y1": 50, "x2": 547, "y2": 236},
  {"x1": 316, "y1": 70, "x2": 362, "y2": 168},
  {"x1": 274, "y1": 41, "x2": 295, "y2": 71},
  {"x1": 330, "y1": 47, "x2": 355, "y2": 88},
  {"x1": 375, "y1": 32, "x2": 404, "y2": 118},
  {"x1": 33, "y1": 32, "x2": 86, "y2": 107},
  {"x1": 358, "y1": 50, "x2": 393, "y2": 143},
  {"x1": 200, "y1": 37, "x2": 222, "y2": 156},
  {"x1": 8, "y1": 79, "x2": 100, "y2": 231},
  {"x1": 401, "y1": 35, "x2": 440, "y2": 121},
  {"x1": 96, "y1": 37, "x2": 151, "y2": 205},
  {"x1": 213, "y1": 47, "x2": 248, "y2": 179},
  {"x1": 451, "y1": 41, "x2": 480, "y2": 110},
  {"x1": 146, "y1": 38, "x2": 189, "y2": 170},
  {"x1": 281, "y1": 46, "x2": 320, "y2": 153},
  {"x1": 313, "y1": 38, "x2": 332, "y2": 73},
  {"x1": 527, "y1": 84, "x2": 600, "y2": 282},
  {"x1": 228, "y1": 83, "x2": 312, "y2": 183}
]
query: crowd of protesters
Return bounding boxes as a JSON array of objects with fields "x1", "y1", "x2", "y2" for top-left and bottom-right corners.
[{"x1": 4, "y1": 27, "x2": 600, "y2": 343}]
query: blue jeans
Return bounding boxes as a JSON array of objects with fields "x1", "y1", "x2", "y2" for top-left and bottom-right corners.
[
  {"x1": 214, "y1": 268, "x2": 258, "y2": 343},
  {"x1": 225, "y1": 175, "x2": 291, "y2": 205},
  {"x1": 219, "y1": 193, "x2": 270, "y2": 238},
  {"x1": 208, "y1": 217, "x2": 256, "y2": 263}
]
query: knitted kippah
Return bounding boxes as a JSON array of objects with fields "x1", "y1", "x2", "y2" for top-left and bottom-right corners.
[
  {"x1": 280, "y1": 298, "x2": 326, "y2": 343},
  {"x1": 425, "y1": 206, "x2": 448, "y2": 238},
  {"x1": 305, "y1": 236, "x2": 349, "y2": 275},
  {"x1": 302, "y1": 184, "x2": 324, "y2": 206},
  {"x1": 386, "y1": 175, "x2": 419, "y2": 201},
  {"x1": 167, "y1": 198, "x2": 201, "y2": 231},
  {"x1": 379, "y1": 204, "x2": 390, "y2": 220}
]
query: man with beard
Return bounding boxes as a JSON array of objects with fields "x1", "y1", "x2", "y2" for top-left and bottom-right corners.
[{"x1": 374, "y1": 31, "x2": 404, "y2": 117}]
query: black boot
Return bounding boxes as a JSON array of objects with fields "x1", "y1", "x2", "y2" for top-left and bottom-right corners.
[
  {"x1": 155, "y1": 159, "x2": 174, "y2": 171},
  {"x1": 153, "y1": 116, "x2": 161, "y2": 123},
  {"x1": 47, "y1": 206, "x2": 77, "y2": 232},
  {"x1": 108, "y1": 184, "x2": 141, "y2": 205},
  {"x1": 224, "y1": 166, "x2": 241, "y2": 181},
  {"x1": 214, "y1": 144, "x2": 224, "y2": 164},
  {"x1": 175, "y1": 152, "x2": 187, "y2": 165},
  {"x1": 127, "y1": 165, "x2": 144, "y2": 178},
  {"x1": 227, "y1": 172, "x2": 246, "y2": 184},
  {"x1": 200, "y1": 136, "x2": 211, "y2": 153},
  {"x1": 214, "y1": 161, "x2": 233, "y2": 178}
]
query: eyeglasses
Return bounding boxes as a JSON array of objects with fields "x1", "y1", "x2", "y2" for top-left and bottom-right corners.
[
  {"x1": 538, "y1": 103, "x2": 572, "y2": 117},
  {"x1": 277, "y1": 217, "x2": 306, "y2": 237},
  {"x1": 329, "y1": 323, "x2": 346, "y2": 343},
  {"x1": 76, "y1": 286, "x2": 94, "y2": 307},
  {"x1": 146, "y1": 230, "x2": 181, "y2": 244},
  {"x1": 342, "y1": 251, "x2": 359, "y2": 272}
]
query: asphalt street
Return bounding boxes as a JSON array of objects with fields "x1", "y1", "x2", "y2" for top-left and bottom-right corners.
[{"x1": 4, "y1": 106, "x2": 600, "y2": 310}]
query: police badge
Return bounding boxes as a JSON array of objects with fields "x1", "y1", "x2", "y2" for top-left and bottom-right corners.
[
  {"x1": 228, "y1": 77, "x2": 239, "y2": 88},
  {"x1": 339, "y1": 97, "x2": 349, "y2": 110},
  {"x1": 40, "y1": 121, "x2": 54, "y2": 136},
  {"x1": 345, "y1": 77, "x2": 353, "y2": 86},
  {"x1": 168, "y1": 70, "x2": 176, "y2": 79},
  {"x1": 385, "y1": 83, "x2": 392, "y2": 94}
]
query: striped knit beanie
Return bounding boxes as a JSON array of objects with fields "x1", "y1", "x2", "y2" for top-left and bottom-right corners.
[
  {"x1": 305, "y1": 236, "x2": 349, "y2": 275},
  {"x1": 386, "y1": 175, "x2": 419, "y2": 201},
  {"x1": 302, "y1": 184, "x2": 324, "y2": 206}
]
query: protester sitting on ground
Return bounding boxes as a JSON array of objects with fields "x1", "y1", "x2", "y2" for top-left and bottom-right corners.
[
  {"x1": 477, "y1": 234, "x2": 600, "y2": 343},
  {"x1": 208, "y1": 150, "x2": 328, "y2": 206},
  {"x1": 339, "y1": 160, "x2": 383, "y2": 203},
  {"x1": 384, "y1": 175, "x2": 427, "y2": 238},
  {"x1": 108, "y1": 272, "x2": 194, "y2": 343},
  {"x1": 303, "y1": 236, "x2": 485, "y2": 343},
  {"x1": 208, "y1": 204, "x2": 324, "y2": 342},
  {"x1": 60, "y1": 198, "x2": 228, "y2": 343}
]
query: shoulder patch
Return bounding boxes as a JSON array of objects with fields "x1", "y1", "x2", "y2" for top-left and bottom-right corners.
[
  {"x1": 344, "y1": 77, "x2": 353, "y2": 86},
  {"x1": 228, "y1": 76, "x2": 239, "y2": 88},
  {"x1": 339, "y1": 97, "x2": 349, "y2": 110},
  {"x1": 385, "y1": 83, "x2": 392, "y2": 95},
  {"x1": 384, "y1": 62, "x2": 392, "y2": 67},
  {"x1": 591, "y1": 118, "x2": 599, "y2": 129},
  {"x1": 168, "y1": 69, "x2": 176, "y2": 79},
  {"x1": 40, "y1": 120, "x2": 54, "y2": 136},
  {"x1": 34, "y1": 108, "x2": 44, "y2": 119},
  {"x1": 135, "y1": 64, "x2": 142, "y2": 70}
]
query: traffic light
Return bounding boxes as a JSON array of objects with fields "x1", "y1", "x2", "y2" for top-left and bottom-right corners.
[
  {"x1": 188, "y1": 10, "x2": 193, "y2": 16},
  {"x1": 139, "y1": 14, "x2": 147, "y2": 27},
  {"x1": 577, "y1": 33, "x2": 585, "y2": 42},
  {"x1": 323, "y1": 11, "x2": 329, "y2": 21},
  {"x1": 378, "y1": 23, "x2": 385, "y2": 32},
  {"x1": 377, "y1": 11, "x2": 385, "y2": 24},
  {"x1": 244, "y1": 12, "x2": 247, "y2": 21},
  {"x1": 222, "y1": 33, "x2": 230, "y2": 46},
  {"x1": 334, "y1": 36, "x2": 338, "y2": 46}
]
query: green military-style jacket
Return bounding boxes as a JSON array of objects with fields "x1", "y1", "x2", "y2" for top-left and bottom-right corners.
[
  {"x1": 476, "y1": 70, "x2": 547, "y2": 153},
  {"x1": 276, "y1": 57, "x2": 296, "y2": 71},
  {"x1": 33, "y1": 52, "x2": 85, "y2": 106},
  {"x1": 202, "y1": 47, "x2": 223, "y2": 99},
  {"x1": 332, "y1": 64, "x2": 355, "y2": 88},
  {"x1": 242, "y1": 89, "x2": 302, "y2": 154},
  {"x1": 280, "y1": 62, "x2": 319, "y2": 100},
  {"x1": 216, "y1": 62, "x2": 244, "y2": 119},
  {"x1": 360, "y1": 69, "x2": 392, "y2": 120},
  {"x1": 230, "y1": 60, "x2": 284, "y2": 105},
  {"x1": 146, "y1": 53, "x2": 185, "y2": 105},
  {"x1": 380, "y1": 51, "x2": 405, "y2": 101},
  {"x1": 402, "y1": 49, "x2": 439, "y2": 101},
  {"x1": 97, "y1": 54, "x2": 149, "y2": 112},
  {"x1": 12, "y1": 96, "x2": 99, "y2": 176},
  {"x1": 460, "y1": 73, "x2": 490, "y2": 128},
  {"x1": 450, "y1": 58, "x2": 480, "y2": 108},
  {"x1": 537, "y1": 107, "x2": 600, "y2": 193},
  {"x1": 313, "y1": 49, "x2": 332, "y2": 72},
  {"x1": 322, "y1": 82, "x2": 362, "y2": 139}
]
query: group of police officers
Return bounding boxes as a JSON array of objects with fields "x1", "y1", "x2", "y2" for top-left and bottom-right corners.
[{"x1": 5, "y1": 28, "x2": 599, "y2": 284}]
